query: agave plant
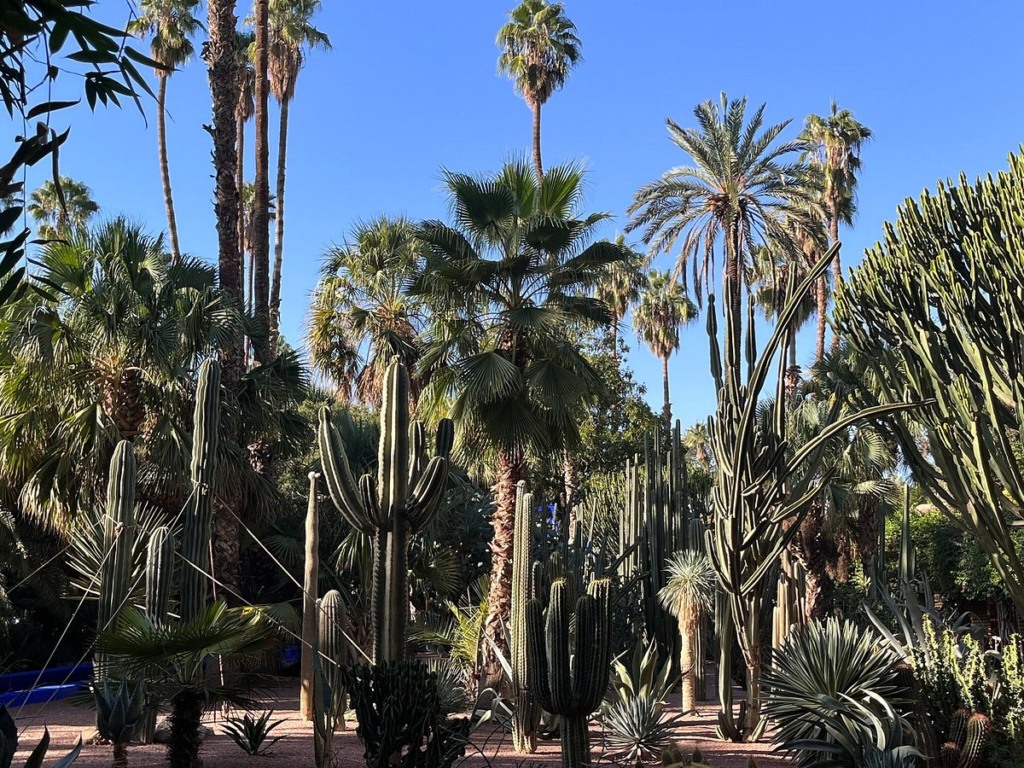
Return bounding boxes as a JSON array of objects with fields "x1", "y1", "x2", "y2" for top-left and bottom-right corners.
[
  {"x1": 222, "y1": 710, "x2": 286, "y2": 756},
  {"x1": 602, "y1": 694, "x2": 681, "y2": 768},
  {"x1": 606, "y1": 639, "x2": 677, "y2": 716},
  {"x1": 0, "y1": 704, "x2": 81, "y2": 768},
  {"x1": 763, "y1": 618, "x2": 915, "y2": 768},
  {"x1": 94, "y1": 679, "x2": 146, "y2": 768}
]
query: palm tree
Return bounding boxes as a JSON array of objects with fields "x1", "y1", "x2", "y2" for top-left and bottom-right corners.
[
  {"x1": 239, "y1": 181, "x2": 275, "y2": 314},
  {"x1": 411, "y1": 159, "x2": 626, "y2": 655},
  {"x1": 801, "y1": 103, "x2": 871, "y2": 354},
  {"x1": 27, "y1": 177, "x2": 98, "y2": 238},
  {"x1": 234, "y1": 29, "x2": 256, "y2": 291},
  {"x1": 658, "y1": 550, "x2": 715, "y2": 714},
  {"x1": 496, "y1": 0, "x2": 581, "y2": 181},
  {"x1": 633, "y1": 269, "x2": 697, "y2": 428},
  {"x1": 682, "y1": 423, "x2": 712, "y2": 472},
  {"x1": 627, "y1": 93, "x2": 822, "y2": 369},
  {"x1": 250, "y1": 0, "x2": 272, "y2": 361},
  {"x1": 266, "y1": 0, "x2": 330, "y2": 347},
  {"x1": 129, "y1": 0, "x2": 202, "y2": 263},
  {"x1": 595, "y1": 234, "x2": 645, "y2": 357},
  {"x1": 308, "y1": 216, "x2": 426, "y2": 402}
]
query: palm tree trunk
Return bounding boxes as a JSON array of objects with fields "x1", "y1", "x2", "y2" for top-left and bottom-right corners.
[
  {"x1": 484, "y1": 448, "x2": 525, "y2": 679},
  {"x1": 680, "y1": 620, "x2": 696, "y2": 714},
  {"x1": 531, "y1": 101, "x2": 543, "y2": 182},
  {"x1": 251, "y1": 0, "x2": 271, "y2": 363},
  {"x1": 724, "y1": 225, "x2": 743, "y2": 386},
  {"x1": 829, "y1": 203, "x2": 841, "y2": 350},
  {"x1": 205, "y1": 0, "x2": 243, "y2": 611},
  {"x1": 661, "y1": 355, "x2": 671, "y2": 427},
  {"x1": 269, "y1": 96, "x2": 289, "y2": 350},
  {"x1": 168, "y1": 688, "x2": 205, "y2": 768},
  {"x1": 235, "y1": 106, "x2": 245, "y2": 290},
  {"x1": 815, "y1": 273, "x2": 827, "y2": 363},
  {"x1": 611, "y1": 318, "x2": 619, "y2": 359},
  {"x1": 156, "y1": 76, "x2": 181, "y2": 263}
]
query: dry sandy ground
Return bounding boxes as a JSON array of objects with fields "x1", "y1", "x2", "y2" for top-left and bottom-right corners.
[{"x1": 10, "y1": 683, "x2": 792, "y2": 768}]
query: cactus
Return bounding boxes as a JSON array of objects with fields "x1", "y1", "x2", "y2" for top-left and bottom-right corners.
[
  {"x1": 96, "y1": 440, "x2": 136, "y2": 684},
  {"x1": 510, "y1": 481, "x2": 538, "y2": 753},
  {"x1": 527, "y1": 577, "x2": 612, "y2": 768},
  {"x1": 145, "y1": 527, "x2": 174, "y2": 625},
  {"x1": 318, "y1": 357, "x2": 452, "y2": 662},
  {"x1": 939, "y1": 712, "x2": 990, "y2": 768},
  {"x1": 312, "y1": 590, "x2": 349, "y2": 767},
  {"x1": 300, "y1": 472, "x2": 320, "y2": 721},
  {"x1": 95, "y1": 678, "x2": 146, "y2": 768},
  {"x1": 703, "y1": 257, "x2": 917, "y2": 740},
  {"x1": 179, "y1": 358, "x2": 221, "y2": 623}
]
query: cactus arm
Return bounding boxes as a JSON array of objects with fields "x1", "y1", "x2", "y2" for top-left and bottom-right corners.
[
  {"x1": 407, "y1": 455, "x2": 448, "y2": 532},
  {"x1": 378, "y1": 358, "x2": 410, "y2": 525},
  {"x1": 409, "y1": 421, "x2": 426, "y2": 488},
  {"x1": 435, "y1": 418, "x2": 455, "y2": 457},
  {"x1": 359, "y1": 474, "x2": 380, "y2": 526},
  {"x1": 525, "y1": 598, "x2": 551, "y2": 709},
  {"x1": 318, "y1": 407, "x2": 373, "y2": 534},
  {"x1": 144, "y1": 526, "x2": 174, "y2": 625},
  {"x1": 546, "y1": 579, "x2": 573, "y2": 714}
]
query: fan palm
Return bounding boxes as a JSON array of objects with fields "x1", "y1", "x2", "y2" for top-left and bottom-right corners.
[
  {"x1": 129, "y1": 0, "x2": 203, "y2": 263},
  {"x1": 27, "y1": 177, "x2": 98, "y2": 238},
  {"x1": 497, "y1": 0, "x2": 581, "y2": 181},
  {"x1": 595, "y1": 234, "x2": 645, "y2": 357},
  {"x1": 658, "y1": 550, "x2": 716, "y2": 714},
  {"x1": 265, "y1": 0, "x2": 330, "y2": 344},
  {"x1": 411, "y1": 159, "x2": 627, "y2": 653},
  {"x1": 633, "y1": 269, "x2": 697, "y2": 427},
  {"x1": 627, "y1": 93, "x2": 822, "y2": 367},
  {"x1": 308, "y1": 216, "x2": 427, "y2": 402}
]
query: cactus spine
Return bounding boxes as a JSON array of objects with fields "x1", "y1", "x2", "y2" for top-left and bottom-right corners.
[
  {"x1": 527, "y1": 577, "x2": 612, "y2": 768},
  {"x1": 319, "y1": 357, "x2": 452, "y2": 662},
  {"x1": 96, "y1": 440, "x2": 136, "y2": 679},
  {"x1": 301, "y1": 471, "x2": 320, "y2": 721},
  {"x1": 180, "y1": 358, "x2": 221, "y2": 623},
  {"x1": 510, "y1": 481, "x2": 538, "y2": 753}
]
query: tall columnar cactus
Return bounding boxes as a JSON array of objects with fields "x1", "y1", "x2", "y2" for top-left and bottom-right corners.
[
  {"x1": 300, "y1": 471, "x2": 320, "y2": 722},
  {"x1": 318, "y1": 357, "x2": 453, "y2": 662},
  {"x1": 313, "y1": 588, "x2": 350, "y2": 766},
  {"x1": 180, "y1": 358, "x2": 221, "y2": 623},
  {"x1": 97, "y1": 440, "x2": 136, "y2": 678},
  {"x1": 510, "y1": 481, "x2": 538, "y2": 753},
  {"x1": 145, "y1": 526, "x2": 174, "y2": 626},
  {"x1": 704, "y1": 257, "x2": 918, "y2": 741},
  {"x1": 940, "y1": 712, "x2": 990, "y2": 768},
  {"x1": 527, "y1": 577, "x2": 612, "y2": 768}
]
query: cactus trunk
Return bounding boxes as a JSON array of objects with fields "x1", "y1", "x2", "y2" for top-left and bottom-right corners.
[
  {"x1": 511, "y1": 482, "x2": 537, "y2": 753},
  {"x1": 301, "y1": 472, "x2": 320, "y2": 721},
  {"x1": 96, "y1": 440, "x2": 136, "y2": 681}
]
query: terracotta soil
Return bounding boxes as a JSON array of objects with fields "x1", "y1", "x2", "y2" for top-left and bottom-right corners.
[{"x1": 11, "y1": 683, "x2": 792, "y2": 767}]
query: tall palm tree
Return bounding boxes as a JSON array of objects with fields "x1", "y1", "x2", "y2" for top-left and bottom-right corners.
[
  {"x1": 308, "y1": 216, "x2": 427, "y2": 402},
  {"x1": 800, "y1": 103, "x2": 871, "y2": 354},
  {"x1": 250, "y1": 0, "x2": 272, "y2": 361},
  {"x1": 266, "y1": 0, "x2": 330, "y2": 347},
  {"x1": 411, "y1": 159, "x2": 627, "y2": 656},
  {"x1": 682, "y1": 422, "x2": 712, "y2": 472},
  {"x1": 496, "y1": 0, "x2": 581, "y2": 181},
  {"x1": 129, "y1": 0, "x2": 202, "y2": 263},
  {"x1": 627, "y1": 93, "x2": 822, "y2": 372},
  {"x1": 595, "y1": 234, "x2": 645, "y2": 358},
  {"x1": 633, "y1": 269, "x2": 697, "y2": 428},
  {"x1": 658, "y1": 550, "x2": 715, "y2": 714},
  {"x1": 27, "y1": 177, "x2": 98, "y2": 238},
  {"x1": 234, "y1": 29, "x2": 256, "y2": 293}
]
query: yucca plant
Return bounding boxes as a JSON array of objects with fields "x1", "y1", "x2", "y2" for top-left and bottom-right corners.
[
  {"x1": 763, "y1": 618, "x2": 915, "y2": 768},
  {"x1": 603, "y1": 694, "x2": 681, "y2": 767},
  {"x1": 222, "y1": 710, "x2": 286, "y2": 756},
  {"x1": 657, "y1": 551, "x2": 715, "y2": 715}
]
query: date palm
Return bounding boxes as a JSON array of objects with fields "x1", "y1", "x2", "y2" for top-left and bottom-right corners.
[
  {"x1": 627, "y1": 93, "x2": 822, "y2": 373},
  {"x1": 308, "y1": 216, "x2": 427, "y2": 401},
  {"x1": 595, "y1": 234, "x2": 646, "y2": 357},
  {"x1": 801, "y1": 103, "x2": 871, "y2": 354},
  {"x1": 129, "y1": 0, "x2": 202, "y2": 263},
  {"x1": 658, "y1": 550, "x2": 715, "y2": 714},
  {"x1": 633, "y1": 269, "x2": 697, "y2": 428},
  {"x1": 497, "y1": 0, "x2": 581, "y2": 181},
  {"x1": 411, "y1": 159, "x2": 626, "y2": 656},
  {"x1": 27, "y1": 177, "x2": 98, "y2": 238},
  {"x1": 266, "y1": 0, "x2": 330, "y2": 345}
]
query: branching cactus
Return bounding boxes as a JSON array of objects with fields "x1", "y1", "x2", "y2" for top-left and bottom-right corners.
[
  {"x1": 96, "y1": 440, "x2": 136, "y2": 679},
  {"x1": 179, "y1": 358, "x2": 221, "y2": 623},
  {"x1": 527, "y1": 577, "x2": 612, "y2": 768},
  {"x1": 510, "y1": 481, "x2": 538, "y2": 753},
  {"x1": 318, "y1": 357, "x2": 453, "y2": 662}
]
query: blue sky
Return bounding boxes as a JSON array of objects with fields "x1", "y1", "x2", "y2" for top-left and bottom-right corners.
[{"x1": 22, "y1": 0, "x2": 1024, "y2": 428}]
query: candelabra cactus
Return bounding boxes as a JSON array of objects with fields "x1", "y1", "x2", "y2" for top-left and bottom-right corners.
[
  {"x1": 527, "y1": 577, "x2": 612, "y2": 768},
  {"x1": 510, "y1": 481, "x2": 538, "y2": 753},
  {"x1": 96, "y1": 439, "x2": 136, "y2": 680},
  {"x1": 179, "y1": 358, "x2": 221, "y2": 623},
  {"x1": 318, "y1": 357, "x2": 452, "y2": 662}
]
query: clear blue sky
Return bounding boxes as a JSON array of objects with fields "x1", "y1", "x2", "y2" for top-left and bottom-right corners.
[{"x1": 21, "y1": 0, "x2": 1024, "y2": 428}]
